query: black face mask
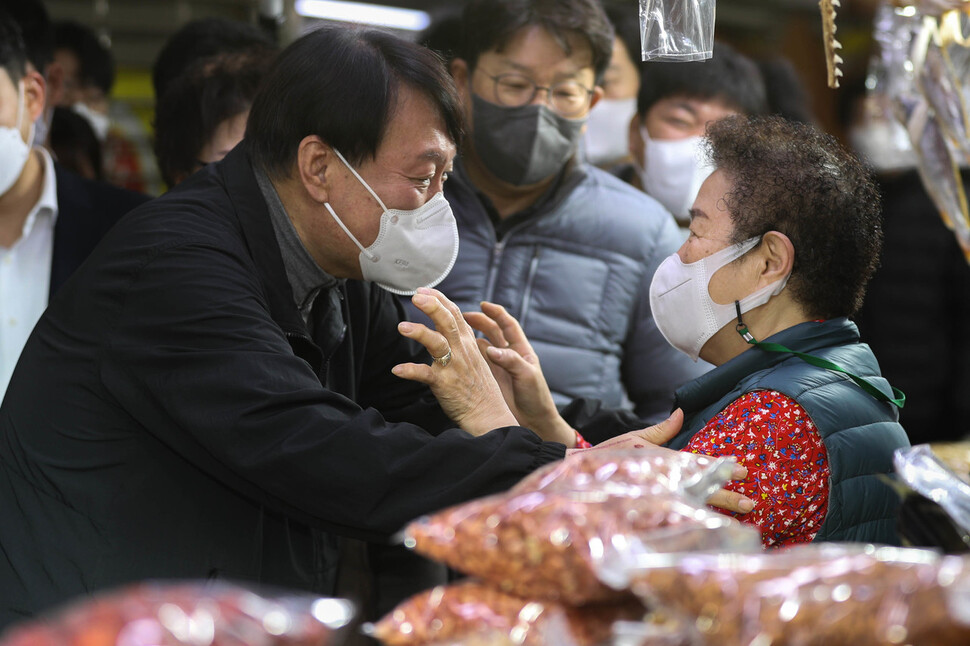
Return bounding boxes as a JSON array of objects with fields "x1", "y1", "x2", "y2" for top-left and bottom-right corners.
[{"x1": 470, "y1": 93, "x2": 587, "y2": 186}]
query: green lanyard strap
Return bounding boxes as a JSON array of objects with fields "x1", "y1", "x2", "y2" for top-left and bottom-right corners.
[{"x1": 734, "y1": 303, "x2": 906, "y2": 409}]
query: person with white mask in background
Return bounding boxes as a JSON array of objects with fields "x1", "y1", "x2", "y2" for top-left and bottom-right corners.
[
  {"x1": 580, "y1": 3, "x2": 641, "y2": 168},
  {"x1": 404, "y1": 0, "x2": 708, "y2": 426},
  {"x1": 0, "y1": 8, "x2": 146, "y2": 401},
  {"x1": 617, "y1": 41, "x2": 767, "y2": 233}
]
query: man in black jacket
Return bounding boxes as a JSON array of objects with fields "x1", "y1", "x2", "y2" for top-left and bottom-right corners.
[
  {"x1": 0, "y1": 26, "x2": 685, "y2": 630},
  {"x1": 0, "y1": 8, "x2": 147, "y2": 400}
]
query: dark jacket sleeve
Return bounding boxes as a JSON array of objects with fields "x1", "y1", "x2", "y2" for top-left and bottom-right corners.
[
  {"x1": 98, "y1": 242, "x2": 565, "y2": 541},
  {"x1": 559, "y1": 397, "x2": 644, "y2": 445},
  {"x1": 51, "y1": 165, "x2": 151, "y2": 295}
]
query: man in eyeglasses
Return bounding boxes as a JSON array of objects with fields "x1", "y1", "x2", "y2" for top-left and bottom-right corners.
[{"x1": 404, "y1": 0, "x2": 708, "y2": 431}]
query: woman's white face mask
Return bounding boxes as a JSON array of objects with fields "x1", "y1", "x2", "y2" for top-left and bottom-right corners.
[{"x1": 648, "y1": 237, "x2": 789, "y2": 361}]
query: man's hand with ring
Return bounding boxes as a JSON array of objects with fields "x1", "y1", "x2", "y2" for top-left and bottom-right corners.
[{"x1": 392, "y1": 288, "x2": 519, "y2": 436}]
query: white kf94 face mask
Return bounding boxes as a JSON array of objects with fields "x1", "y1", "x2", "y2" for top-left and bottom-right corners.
[
  {"x1": 583, "y1": 96, "x2": 638, "y2": 165},
  {"x1": 0, "y1": 81, "x2": 33, "y2": 197},
  {"x1": 649, "y1": 237, "x2": 790, "y2": 361},
  {"x1": 637, "y1": 128, "x2": 715, "y2": 221},
  {"x1": 324, "y1": 149, "x2": 460, "y2": 296}
]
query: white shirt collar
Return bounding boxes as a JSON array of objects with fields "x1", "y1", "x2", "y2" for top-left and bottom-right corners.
[{"x1": 19, "y1": 147, "x2": 59, "y2": 241}]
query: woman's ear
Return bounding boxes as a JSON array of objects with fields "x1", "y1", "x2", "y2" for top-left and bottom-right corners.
[
  {"x1": 296, "y1": 135, "x2": 333, "y2": 204},
  {"x1": 758, "y1": 230, "x2": 795, "y2": 286}
]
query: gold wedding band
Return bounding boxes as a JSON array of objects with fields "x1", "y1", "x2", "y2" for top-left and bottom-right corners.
[{"x1": 432, "y1": 348, "x2": 452, "y2": 368}]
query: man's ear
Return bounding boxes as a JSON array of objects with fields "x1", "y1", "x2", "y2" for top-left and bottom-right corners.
[
  {"x1": 23, "y1": 70, "x2": 46, "y2": 125},
  {"x1": 296, "y1": 135, "x2": 334, "y2": 204},
  {"x1": 449, "y1": 58, "x2": 469, "y2": 86},
  {"x1": 758, "y1": 230, "x2": 795, "y2": 286}
]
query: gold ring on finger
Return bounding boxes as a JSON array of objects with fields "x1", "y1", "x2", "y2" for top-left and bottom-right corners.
[{"x1": 432, "y1": 348, "x2": 452, "y2": 368}]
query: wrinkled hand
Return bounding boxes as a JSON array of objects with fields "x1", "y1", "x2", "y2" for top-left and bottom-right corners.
[
  {"x1": 569, "y1": 409, "x2": 756, "y2": 515},
  {"x1": 464, "y1": 301, "x2": 577, "y2": 446},
  {"x1": 392, "y1": 288, "x2": 518, "y2": 436}
]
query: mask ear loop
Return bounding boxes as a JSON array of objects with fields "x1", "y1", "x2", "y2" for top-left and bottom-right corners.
[
  {"x1": 332, "y1": 148, "x2": 389, "y2": 213},
  {"x1": 323, "y1": 201, "x2": 376, "y2": 261},
  {"x1": 326, "y1": 148, "x2": 390, "y2": 263},
  {"x1": 15, "y1": 80, "x2": 25, "y2": 131}
]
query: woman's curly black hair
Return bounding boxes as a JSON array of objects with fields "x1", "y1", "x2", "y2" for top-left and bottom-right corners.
[{"x1": 705, "y1": 114, "x2": 883, "y2": 319}]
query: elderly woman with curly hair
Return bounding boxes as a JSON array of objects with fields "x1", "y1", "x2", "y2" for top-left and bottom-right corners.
[{"x1": 471, "y1": 114, "x2": 910, "y2": 548}]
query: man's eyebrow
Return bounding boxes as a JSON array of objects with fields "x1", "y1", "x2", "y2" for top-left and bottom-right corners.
[{"x1": 418, "y1": 150, "x2": 449, "y2": 165}]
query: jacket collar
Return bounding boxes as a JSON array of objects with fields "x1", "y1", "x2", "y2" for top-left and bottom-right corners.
[
  {"x1": 673, "y1": 318, "x2": 861, "y2": 416},
  {"x1": 217, "y1": 146, "x2": 314, "y2": 343}
]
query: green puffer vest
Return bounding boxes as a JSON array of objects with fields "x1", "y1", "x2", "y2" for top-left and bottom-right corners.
[{"x1": 666, "y1": 318, "x2": 910, "y2": 544}]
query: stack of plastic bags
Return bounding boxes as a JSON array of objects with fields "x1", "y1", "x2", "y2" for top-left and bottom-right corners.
[
  {"x1": 369, "y1": 448, "x2": 761, "y2": 645},
  {"x1": 0, "y1": 581, "x2": 355, "y2": 646},
  {"x1": 600, "y1": 543, "x2": 970, "y2": 646}
]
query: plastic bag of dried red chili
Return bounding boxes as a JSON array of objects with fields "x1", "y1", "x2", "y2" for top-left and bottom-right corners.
[
  {"x1": 367, "y1": 579, "x2": 647, "y2": 646},
  {"x1": 403, "y1": 486, "x2": 760, "y2": 606},
  {"x1": 0, "y1": 580, "x2": 355, "y2": 646},
  {"x1": 612, "y1": 544, "x2": 970, "y2": 646},
  {"x1": 509, "y1": 447, "x2": 737, "y2": 504}
]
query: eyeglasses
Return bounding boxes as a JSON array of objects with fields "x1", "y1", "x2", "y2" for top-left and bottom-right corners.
[{"x1": 478, "y1": 70, "x2": 594, "y2": 118}]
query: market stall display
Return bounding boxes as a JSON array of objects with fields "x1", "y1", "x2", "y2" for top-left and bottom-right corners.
[
  {"x1": 601, "y1": 544, "x2": 970, "y2": 646},
  {"x1": 373, "y1": 449, "x2": 758, "y2": 644},
  {"x1": 402, "y1": 450, "x2": 758, "y2": 605}
]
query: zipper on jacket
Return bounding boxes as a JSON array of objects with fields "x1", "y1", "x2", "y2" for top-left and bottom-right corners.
[
  {"x1": 285, "y1": 331, "x2": 319, "y2": 373},
  {"x1": 519, "y1": 246, "x2": 541, "y2": 327},
  {"x1": 483, "y1": 239, "x2": 506, "y2": 304}
]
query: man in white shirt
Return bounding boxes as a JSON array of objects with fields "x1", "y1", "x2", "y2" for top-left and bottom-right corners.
[{"x1": 0, "y1": 8, "x2": 146, "y2": 398}]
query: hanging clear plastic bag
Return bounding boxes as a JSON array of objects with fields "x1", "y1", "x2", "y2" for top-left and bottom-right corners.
[
  {"x1": 639, "y1": 0, "x2": 716, "y2": 62},
  {"x1": 0, "y1": 580, "x2": 355, "y2": 646},
  {"x1": 368, "y1": 579, "x2": 645, "y2": 646}
]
